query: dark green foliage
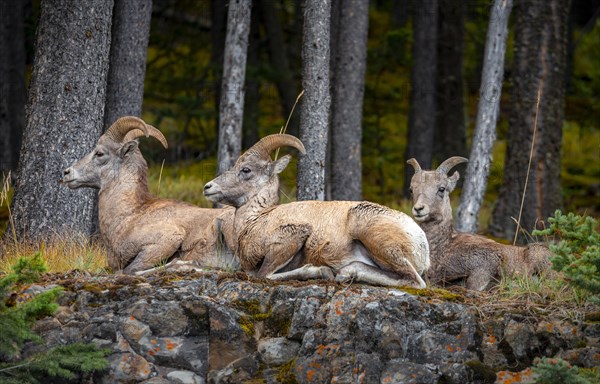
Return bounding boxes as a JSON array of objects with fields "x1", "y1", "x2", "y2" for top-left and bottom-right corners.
[
  {"x1": 0, "y1": 252, "x2": 60, "y2": 358},
  {"x1": 0, "y1": 254, "x2": 109, "y2": 382},
  {"x1": 532, "y1": 357, "x2": 599, "y2": 384},
  {"x1": 533, "y1": 210, "x2": 600, "y2": 302}
]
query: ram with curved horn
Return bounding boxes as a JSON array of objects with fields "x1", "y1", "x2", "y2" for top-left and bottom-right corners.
[
  {"x1": 62, "y1": 116, "x2": 238, "y2": 274},
  {"x1": 203, "y1": 134, "x2": 430, "y2": 288},
  {"x1": 407, "y1": 157, "x2": 552, "y2": 290}
]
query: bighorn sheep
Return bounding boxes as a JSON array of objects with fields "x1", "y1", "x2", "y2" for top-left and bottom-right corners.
[
  {"x1": 407, "y1": 157, "x2": 551, "y2": 291},
  {"x1": 62, "y1": 116, "x2": 237, "y2": 274},
  {"x1": 203, "y1": 134, "x2": 430, "y2": 288}
]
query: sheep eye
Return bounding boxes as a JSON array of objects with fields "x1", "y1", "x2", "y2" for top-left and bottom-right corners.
[
  {"x1": 438, "y1": 187, "x2": 446, "y2": 193},
  {"x1": 241, "y1": 167, "x2": 251, "y2": 174},
  {"x1": 96, "y1": 152, "x2": 104, "y2": 158}
]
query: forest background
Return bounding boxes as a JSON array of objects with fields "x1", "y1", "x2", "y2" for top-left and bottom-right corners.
[{"x1": 0, "y1": 0, "x2": 599, "y2": 242}]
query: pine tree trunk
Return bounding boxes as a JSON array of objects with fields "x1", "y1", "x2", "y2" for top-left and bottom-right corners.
[
  {"x1": 330, "y1": 0, "x2": 369, "y2": 201},
  {"x1": 403, "y1": 0, "x2": 438, "y2": 197},
  {"x1": 435, "y1": 0, "x2": 467, "y2": 162},
  {"x1": 103, "y1": 0, "x2": 152, "y2": 131},
  {"x1": 260, "y1": 0, "x2": 299, "y2": 136},
  {"x1": 217, "y1": 0, "x2": 252, "y2": 175},
  {"x1": 490, "y1": 0, "x2": 570, "y2": 242},
  {"x1": 242, "y1": 4, "x2": 260, "y2": 149},
  {"x1": 210, "y1": 0, "x2": 227, "y2": 137},
  {"x1": 297, "y1": 0, "x2": 331, "y2": 201},
  {"x1": 455, "y1": 0, "x2": 513, "y2": 234},
  {"x1": 0, "y1": 0, "x2": 26, "y2": 175},
  {"x1": 9, "y1": 0, "x2": 113, "y2": 241}
]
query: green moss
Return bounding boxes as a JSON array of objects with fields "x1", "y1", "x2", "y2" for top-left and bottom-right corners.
[
  {"x1": 238, "y1": 315, "x2": 255, "y2": 336},
  {"x1": 276, "y1": 359, "x2": 298, "y2": 384},
  {"x1": 398, "y1": 287, "x2": 464, "y2": 302},
  {"x1": 232, "y1": 299, "x2": 262, "y2": 315}
]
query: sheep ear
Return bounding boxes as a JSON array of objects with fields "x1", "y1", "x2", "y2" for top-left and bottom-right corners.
[
  {"x1": 447, "y1": 171, "x2": 460, "y2": 192},
  {"x1": 119, "y1": 140, "x2": 139, "y2": 159},
  {"x1": 272, "y1": 154, "x2": 291, "y2": 174}
]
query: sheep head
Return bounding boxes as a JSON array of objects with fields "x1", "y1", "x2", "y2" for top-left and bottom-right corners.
[
  {"x1": 62, "y1": 116, "x2": 168, "y2": 190},
  {"x1": 407, "y1": 156, "x2": 468, "y2": 223},
  {"x1": 204, "y1": 134, "x2": 306, "y2": 208}
]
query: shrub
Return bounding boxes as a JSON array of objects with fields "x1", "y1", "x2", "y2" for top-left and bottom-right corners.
[
  {"x1": 0, "y1": 253, "x2": 109, "y2": 383},
  {"x1": 533, "y1": 210, "x2": 600, "y2": 303}
]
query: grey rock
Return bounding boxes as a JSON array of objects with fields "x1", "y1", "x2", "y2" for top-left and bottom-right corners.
[
  {"x1": 258, "y1": 337, "x2": 301, "y2": 366},
  {"x1": 20, "y1": 273, "x2": 598, "y2": 384},
  {"x1": 166, "y1": 370, "x2": 205, "y2": 384}
]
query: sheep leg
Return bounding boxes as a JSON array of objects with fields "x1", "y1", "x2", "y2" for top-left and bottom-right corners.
[
  {"x1": 335, "y1": 261, "x2": 426, "y2": 288},
  {"x1": 255, "y1": 224, "x2": 312, "y2": 279},
  {"x1": 123, "y1": 239, "x2": 181, "y2": 275},
  {"x1": 266, "y1": 264, "x2": 335, "y2": 281},
  {"x1": 465, "y1": 269, "x2": 494, "y2": 291}
]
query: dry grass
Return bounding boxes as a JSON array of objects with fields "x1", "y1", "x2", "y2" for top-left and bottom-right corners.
[
  {"x1": 464, "y1": 271, "x2": 598, "y2": 322},
  {"x1": 0, "y1": 173, "x2": 108, "y2": 275},
  {"x1": 0, "y1": 235, "x2": 108, "y2": 275}
]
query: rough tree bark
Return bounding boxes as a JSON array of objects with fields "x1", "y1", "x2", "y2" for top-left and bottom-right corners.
[
  {"x1": 403, "y1": 0, "x2": 438, "y2": 197},
  {"x1": 210, "y1": 0, "x2": 227, "y2": 135},
  {"x1": 260, "y1": 0, "x2": 299, "y2": 136},
  {"x1": 435, "y1": 0, "x2": 467, "y2": 162},
  {"x1": 490, "y1": 0, "x2": 570, "y2": 242},
  {"x1": 455, "y1": 0, "x2": 513, "y2": 233},
  {"x1": 217, "y1": 0, "x2": 252, "y2": 175},
  {"x1": 103, "y1": 0, "x2": 152, "y2": 131},
  {"x1": 330, "y1": 0, "x2": 369, "y2": 201},
  {"x1": 297, "y1": 0, "x2": 331, "y2": 201},
  {"x1": 0, "y1": 0, "x2": 26, "y2": 175},
  {"x1": 9, "y1": 0, "x2": 113, "y2": 241},
  {"x1": 242, "y1": 4, "x2": 260, "y2": 149}
]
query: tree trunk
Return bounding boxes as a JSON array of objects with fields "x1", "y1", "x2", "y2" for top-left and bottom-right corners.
[
  {"x1": 435, "y1": 0, "x2": 467, "y2": 162},
  {"x1": 490, "y1": 0, "x2": 570, "y2": 242},
  {"x1": 330, "y1": 0, "x2": 369, "y2": 201},
  {"x1": 242, "y1": 3, "x2": 260, "y2": 149},
  {"x1": 9, "y1": 0, "x2": 113, "y2": 241},
  {"x1": 210, "y1": 0, "x2": 227, "y2": 137},
  {"x1": 103, "y1": 0, "x2": 152, "y2": 131},
  {"x1": 217, "y1": 0, "x2": 252, "y2": 175},
  {"x1": 297, "y1": 0, "x2": 331, "y2": 201},
  {"x1": 0, "y1": 0, "x2": 26, "y2": 175},
  {"x1": 403, "y1": 0, "x2": 438, "y2": 197},
  {"x1": 455, "y1": 0, "x2": 513, "y2": 234},
  {"x1": 259, "y1": 0, "x2": 299, "y2": 136}
]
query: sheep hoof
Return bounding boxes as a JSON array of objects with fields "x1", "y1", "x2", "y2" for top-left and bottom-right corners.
[{"x1": 320, "y1": 267, "x2": 335, "y2": 281}]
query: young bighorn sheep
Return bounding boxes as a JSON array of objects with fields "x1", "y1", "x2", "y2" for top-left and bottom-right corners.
[
  {"x1": 407, "y1": 157, "x2": 551, "y2": 291},
  {"x1": 62, "y1": 116, "x2": 237, "y2": 274},
  {"x1": 203, "y1": 134, "x2": 430, "y2": 288}
]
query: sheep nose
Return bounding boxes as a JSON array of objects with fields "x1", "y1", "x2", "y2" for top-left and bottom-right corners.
[
  {"x1": 203, "y1": 182, "x2": 213, "y2": 191},
  {"x1": 414, "y1": 205, "x2": 424, "y2": 213},
  {"x1": 63, "y1": 168, "x2": 71, "y2": 176}
]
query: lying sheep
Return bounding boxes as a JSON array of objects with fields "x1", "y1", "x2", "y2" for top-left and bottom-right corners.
[
  {"x1": 62, "y1": 116, "x2": 238, "y2": 274},
  {"x1": 203, "y1": 134, "x2": 430, "y2": 288},
  {"x1": 407, "y1": 157, "x2": 551, "y2": 290}
]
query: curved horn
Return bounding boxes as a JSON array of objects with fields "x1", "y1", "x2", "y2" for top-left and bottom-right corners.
[
  {"x1": 123, "y1": 124, "x2": 168, "y2": 149},
  {"x1": 436, "y1": 156, "x2": 468, "y2": 175},
  {"x1": 406, "y1": 158, "x2": 422, "y2": 173},
  {"x1": 104, "y1": 116, "x2": 168, "y2": 149},
  {"x1": 243, "y1": 134, "x2": 306, "y2": 161}
]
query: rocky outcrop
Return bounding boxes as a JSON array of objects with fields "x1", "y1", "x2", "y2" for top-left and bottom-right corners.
[{"x1": 23, "y1": 272, "x2": 600, "y2": 383}]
